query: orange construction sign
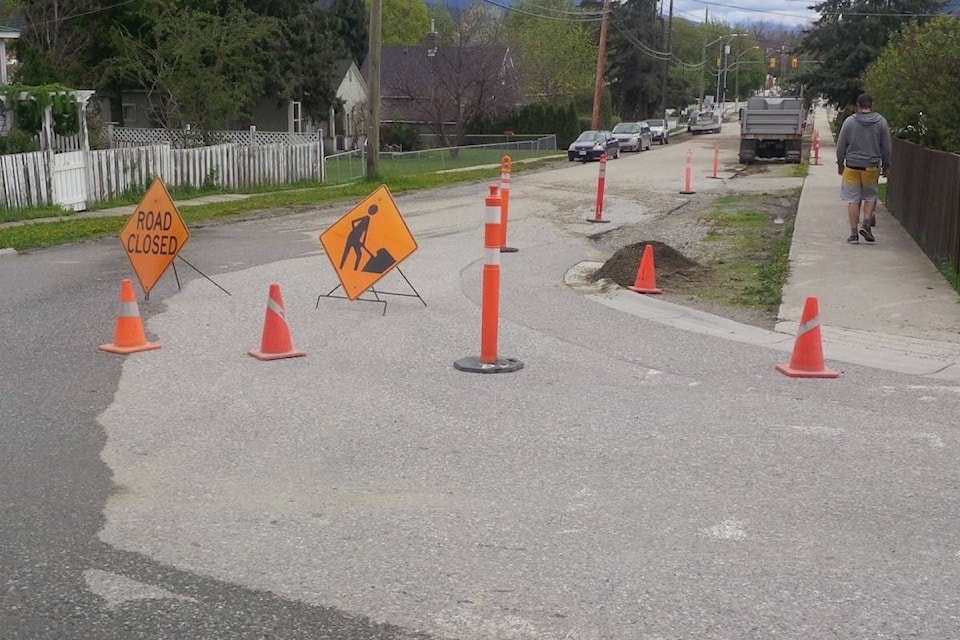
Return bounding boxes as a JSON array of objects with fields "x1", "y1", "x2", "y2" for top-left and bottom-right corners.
[
  {"x1": 119, "y1": 177, "x2": 190, "y2": 295},
  {"x1": 319, "y1": 185, "x2": 418, "y2": 300}
]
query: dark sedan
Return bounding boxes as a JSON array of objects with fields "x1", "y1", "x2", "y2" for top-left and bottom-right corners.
[{"x1": 567, "y1": 130, "x2": 620, "y2": 162}]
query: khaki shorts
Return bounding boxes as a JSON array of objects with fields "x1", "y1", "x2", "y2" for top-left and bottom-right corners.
[{"x1": 841, "y1": 166, "x2": 880, "y2": 202}]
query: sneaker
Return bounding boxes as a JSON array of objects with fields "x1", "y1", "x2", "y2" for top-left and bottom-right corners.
[
  {"x1": 859, "y1": 223, "x2": 875, "y2": 243},
  {"x1": 847, "y1": 233, "x2": 859, "y2": 244}
]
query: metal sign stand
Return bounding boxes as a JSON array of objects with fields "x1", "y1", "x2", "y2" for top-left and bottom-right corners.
[
  {"x1": 143, "y1": 258, "x2": 232, "y2": 300},
  {"x1": 316, "y1": 267, "x2": 426, "y2": 316}
]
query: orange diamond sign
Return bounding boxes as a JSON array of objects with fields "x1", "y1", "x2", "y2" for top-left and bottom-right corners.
[
  {"x1": 319, "y1": 185, "x2": 418, "y2": 300},
  {"x1": 119, "y1": 177, "x2": 190, "y2": 295}
]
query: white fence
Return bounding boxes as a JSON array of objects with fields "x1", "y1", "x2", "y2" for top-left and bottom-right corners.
[
  {"x1": 0, "y1": 141, "x2": 323, "y2": 210},
  {"x1": 108, "y1": 126, "x2": 320, "y2": 149}
]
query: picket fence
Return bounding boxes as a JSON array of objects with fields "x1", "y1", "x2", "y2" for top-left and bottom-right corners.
[{"x1": 0, "y1": 141, "x2": 322, "y2": 210}]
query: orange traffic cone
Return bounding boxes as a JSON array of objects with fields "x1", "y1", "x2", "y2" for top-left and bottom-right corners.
[
  {"x1": 99, "y1": 279, "x2": 161, "y2": 355},
  {"x1": 776, "y1": 296, "x2": 839, "y2": 378},
  {"x1": 627, "y1": 244, "x2": 663, "y2": 294},
  {"x1": 248, "y1": 283, "x2": 306, "y2": 361}
]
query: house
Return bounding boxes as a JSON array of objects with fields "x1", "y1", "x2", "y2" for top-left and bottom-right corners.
[
  {"x1": 0, "y1": 24, "x2": 19, "y2": 85},
  {"x1": 361, "y1": 44, "x2": 521, "y2": 146},
  {"x1": 99, "y1": 58, "x2": 367, "y2": 155},
  {"x1": 324, "y1": 59, "x2": 367, "y2": 152}
]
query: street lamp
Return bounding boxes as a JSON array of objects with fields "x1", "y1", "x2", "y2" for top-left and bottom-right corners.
[{"x1": 699, "y1": 33, "x2": 747, "y2": 109}]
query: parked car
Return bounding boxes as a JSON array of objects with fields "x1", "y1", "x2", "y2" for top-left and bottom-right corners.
[
  {"x1": 567, "y1": 130, "x2": 620, "y2": 162},
  {"x1": 611, "y1": 122, "x2": 652, "y2": 152},
  {"x1": 645, "y1": 118, "x2": 670, "y2": 144}
]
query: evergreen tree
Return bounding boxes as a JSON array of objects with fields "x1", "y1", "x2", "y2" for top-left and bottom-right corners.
[
  {"x1": 331, "y1": 0, "x2": 368, "y2": 64},
  {"x1": 797, "y1": 0, "x2": 946, "y2": 108},
  {"x1": 606, "y1": 0, "x2": 663, "y2": 120}
]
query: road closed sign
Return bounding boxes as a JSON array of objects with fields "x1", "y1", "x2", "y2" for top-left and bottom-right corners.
[
  {"x1": 119, "y1": 177, "x2": 190, "y2": 295},
  {"x1": 319, "y1": 185, "x2": 418, "y2": 300}
]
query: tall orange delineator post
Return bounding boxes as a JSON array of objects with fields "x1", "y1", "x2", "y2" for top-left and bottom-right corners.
[
  {"x1": 680, "y1": 149, "x2": 695, "y2": 194},
  {"x1": 812, "y1": 129, "x2": 821, "y2": 165},
  {"x1": 776, "y1": 296, "x2": 839, "y2": 378},
  {"x1": 499, "y1": 156, "x2": 518, "y2": 253},
  {"x1": 709, "y1": 142, "x2": 720, "y2": 179},
  {"x1": 99, "y1": 279, "x2": 161, "y2": 354},
  {"x1": 454, "y1": 185, "x2": 524, "y2": 374},
  {"x1": 586, "y1": 153, "x2": 610, "y2": 223}
]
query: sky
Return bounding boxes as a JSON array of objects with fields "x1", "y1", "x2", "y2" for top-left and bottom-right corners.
[{"x1": 668, "y1": 0, "x2": 820, "y2": 29}]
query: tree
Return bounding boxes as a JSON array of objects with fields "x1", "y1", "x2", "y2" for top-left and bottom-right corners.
[
  {"x1": 331, "y1": 0, "x2": 368, "y2": 64},
  {"x1": 864, "y1": 16, "x2": 960, "y2": 151},
  {"x1": 381, "y1": 0, "x2": 430, "y2": 45},
  {"x1": 14, "y1": 0, "x2": 109, "y2": 86},
  {"x1": 268, "y1": 4, "x2": 343, "y2": 123},
  {"x1": 796, "y1": 0, "x2": 946, "y2": 109},
  {"x1": 606, "y1": 0, "x2": 666, "y2": 120},
  {"x1": 503, "y1": 0, "x2": 596, "y2": 102},
  {"x1": 427, "y1": 2, "x2": 457, "y2": 46},
  {"x1": 107, "y1": 0, "x2": 279, "y2": 129},
  {"x1": 388, "y1": 41, "x2": 520, "y2": 147},
  {"x1": 458, "y1": 0, "x2": 505, "y2": 45}
]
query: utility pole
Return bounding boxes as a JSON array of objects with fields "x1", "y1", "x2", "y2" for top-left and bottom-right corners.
[
  {"x1": 659, "y1": 0, "x2": 674, "y2": 128},
  {"x1": 590, "y1": 0, "x2": 611, "y2": 130},
  {"x1": 366, "y1": 0, "x2": 382, "y2": 179},
  {"x1": 697, "y1": 8, "x2": 707, "y2": 110}
]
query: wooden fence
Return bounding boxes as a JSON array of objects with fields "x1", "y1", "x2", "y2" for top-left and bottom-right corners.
[
  {"x1": 0, "y1": 141, "x2": 323, "y2": 210},
  {"x1": 887, "y1": 138, "x2": 960, "y2": 279}
]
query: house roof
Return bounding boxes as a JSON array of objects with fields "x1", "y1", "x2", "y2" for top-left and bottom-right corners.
[
  {"x1": 0, "y1": 24, "x2": 20, "y2": 39},
  {"x1": 360, "y1": 44, "x2": 514, "y2": 95},
  {"x1": 333, "y1": 59, "x2": 354, "y2": 80}
]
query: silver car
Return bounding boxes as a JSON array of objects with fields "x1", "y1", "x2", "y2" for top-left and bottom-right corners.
[{"x1": 611, "y1": 121, "x2": 653, "y2": 152}]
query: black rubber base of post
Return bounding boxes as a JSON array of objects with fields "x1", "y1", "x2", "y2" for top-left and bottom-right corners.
[
  {"x1": 585, "y1": 218, "x2": 610, "y2": 224},
  {"x1": 679, "y1": 190, "x2": 696, "y2": 195},
  {"x1": 454, "y1": 356, "x2": 524, "y2": 374}
]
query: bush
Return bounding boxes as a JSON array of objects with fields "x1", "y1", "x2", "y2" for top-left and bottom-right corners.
[
  {"x1": 0, "y1": 130, "x2": 41, "y2": 155},
  {"x1": 380, "y1": 123, "x2": 421, "y2": 151},
  {"x1": 864, "y1": 16, "x2": 960, "y2": 151}
]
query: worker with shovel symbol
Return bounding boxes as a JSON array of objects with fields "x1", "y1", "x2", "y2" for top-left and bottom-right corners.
[{"x1": 339, "y1": 204, "x2": 396, "y2": 274}]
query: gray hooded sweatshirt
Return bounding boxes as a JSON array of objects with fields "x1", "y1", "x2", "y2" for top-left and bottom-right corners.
[{"x1": 836, "y1": 111, "x2": 892, "y2": 170}]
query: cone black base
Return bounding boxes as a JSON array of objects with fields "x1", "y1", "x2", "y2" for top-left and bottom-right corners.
[{"x1": 454, "y1": 356, "x2": 524, "y2": 374}]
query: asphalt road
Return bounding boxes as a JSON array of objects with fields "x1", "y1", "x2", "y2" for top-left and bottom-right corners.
[{"x1": 3, "y1": 130, "x2": 960, "y2": 639}]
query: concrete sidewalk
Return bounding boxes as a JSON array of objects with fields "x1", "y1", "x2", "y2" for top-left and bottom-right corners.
[{"x1": 776, "y1": 107, "x2": 960, "y2": 377}]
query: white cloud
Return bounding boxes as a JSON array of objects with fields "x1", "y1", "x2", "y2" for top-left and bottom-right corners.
[{"x1": 670, "y1": 0, "x2": 819, "y2": 29}]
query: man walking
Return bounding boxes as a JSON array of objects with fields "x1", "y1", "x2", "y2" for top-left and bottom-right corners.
[{"x1": 836, "y1": 93, "x2": 892, "y2": 244}]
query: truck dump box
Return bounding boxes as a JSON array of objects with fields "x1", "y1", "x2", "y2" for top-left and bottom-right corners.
[{"x1": 739, "y1": 96, "x2": 805, "y2": 164}]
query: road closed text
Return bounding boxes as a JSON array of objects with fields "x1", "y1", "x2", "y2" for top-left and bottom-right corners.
[{"x1": 125, "y1": 210, "x2": 181, "y2": 255}]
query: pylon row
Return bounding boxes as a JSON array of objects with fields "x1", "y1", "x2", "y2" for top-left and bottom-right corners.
[{"x1": 98, "y1": 279, "x2": 307, "y2": 361}]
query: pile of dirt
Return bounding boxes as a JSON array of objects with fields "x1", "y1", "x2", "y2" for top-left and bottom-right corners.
[{"x1": 591, "y1": 240, "x2": 710, "y2": 289}]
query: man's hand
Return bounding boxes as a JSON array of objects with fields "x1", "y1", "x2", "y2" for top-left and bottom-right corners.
[
  {"x1": 837, "y1": 164, "x2": 844, "y2": 176},
  {"x1": 881, "y1": 166, "x2": 889, "y2": 177}
]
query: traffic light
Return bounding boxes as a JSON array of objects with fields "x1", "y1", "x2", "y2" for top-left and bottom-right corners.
[
  {"x1": 791, "y1": 57, "x2": 799, "y2": 68},
  {"x1": 769, "y1": 57, "x2": 777, "y2": 69}
]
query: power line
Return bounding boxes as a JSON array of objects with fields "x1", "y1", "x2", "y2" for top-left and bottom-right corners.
[{"x1": 482, "y1": 0, "x2": 608, "y2": 22}]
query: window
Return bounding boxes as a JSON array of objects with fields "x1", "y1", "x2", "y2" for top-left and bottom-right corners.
[
  {"x1": 290, "y1": 101, "x2": 303, "y2": 133},
  {"x1": 122, "y1": 104, "x2": 136, "y2": 124}
]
